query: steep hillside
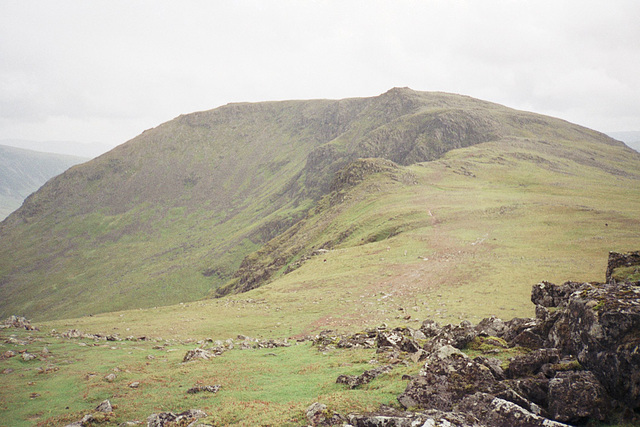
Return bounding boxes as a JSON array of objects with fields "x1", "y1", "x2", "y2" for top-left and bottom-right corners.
[
  {"x1": 0, "y1": 145, "x2": 87, "y2": 219},
  {"x1": 1, "y1": 88, "x2": 639, "y2": 322}
]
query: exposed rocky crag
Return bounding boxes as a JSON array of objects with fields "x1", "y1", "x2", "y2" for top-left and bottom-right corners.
[{"x1": 311, "y1": 251, "x2": 640, "y2": 426}]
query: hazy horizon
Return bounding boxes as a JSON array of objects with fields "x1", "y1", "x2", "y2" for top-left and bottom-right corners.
[{"x1": 1, "y1": 1, "x2": 639, "y2": 153}]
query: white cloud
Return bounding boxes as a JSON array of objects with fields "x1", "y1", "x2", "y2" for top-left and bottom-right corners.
[{"x1": 1, "y1": 0, "x2": 639, "y2": 152}]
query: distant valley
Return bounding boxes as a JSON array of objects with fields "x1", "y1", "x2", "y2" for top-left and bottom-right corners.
[
  {"x1": 0, "y1": 139, "x2": 115, "y2": 158},
  {"x1": 0, "y1": 145, "x2": 88, "y2": 219},
  {"x1": 607, "y1": 131, "x2": 640, "y2": 152}
]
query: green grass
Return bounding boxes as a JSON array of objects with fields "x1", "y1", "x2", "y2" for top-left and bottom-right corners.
[
  {"x1": 13, "y1": 132, "x2": 635, "y2": 344},
  {"x1": 611, "y1": 266, "x2": 640, "y2": 282},
  {"x1": 0, "y1": 328, "x2": 415, "y2": 426}
]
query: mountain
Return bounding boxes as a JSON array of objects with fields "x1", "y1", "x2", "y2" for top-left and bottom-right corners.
[
  {"x1": 1, "y1": 88, "x2": 639, "y2": 322},
  {"x1": 607, "y1": 131, "x2": 640, "y2": 152},
  {"x1": 0, "y1": 145, "x2": 88, "y2": 219},
  {"x1": 0, "y1": 139, "x2": 115, "y2": 158}
]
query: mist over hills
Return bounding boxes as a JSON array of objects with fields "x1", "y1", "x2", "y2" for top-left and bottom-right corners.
[
  {"x1": 0, "y1": 145, "x2": 88, "y2": 220},
  {"x1": 0, "y1": 139, "x2": 114, "y2": 158},
  {"x1": 607, "y1": 131, "x2": 640, "y2": 152},
  {"x1": 1, "y1": 88, "x2": 639, "y2": 322}
]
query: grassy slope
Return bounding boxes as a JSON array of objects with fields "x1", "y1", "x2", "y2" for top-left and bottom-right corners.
[
  {"x1": 0, "y1": 328, "x2": 417, "y2": 427},
  {"x1": 38, "y1": 133, "x2": 640, "y2": 339},
  {"x1": 0, "y1": 89, "x2": 545, "y2": 320},
  {"x1": 0, "y1": 99, "x2": 351, "y2": 320},
  {"x1": 1, "y1": 123, "x2": 639, "y2": 426}
]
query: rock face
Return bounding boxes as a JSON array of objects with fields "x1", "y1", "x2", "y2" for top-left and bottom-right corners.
[
  {"x1": 539, "y1": 279, "x2": 640, "y2": 410},
  {"x1": 397, "y1": 276, "x2": 640, "y2": 425},
  {"x1": 547, "y1": 371, "x2": 612, "y2": 423}
]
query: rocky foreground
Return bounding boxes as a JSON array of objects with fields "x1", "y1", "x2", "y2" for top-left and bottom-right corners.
[{"x1": 308, "y1": 251, "x2": 640, "y2": 426}]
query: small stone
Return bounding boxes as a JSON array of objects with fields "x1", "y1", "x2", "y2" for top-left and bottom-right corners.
[
  {"x1": 186, "y1": 385, "x2": 221, "y2": 394},
  {"x1": 21, "y1": 352, "x2": 37, "y2": 361},
  {"x1": 147, "y1": 409, "x2": 207, "y2": 427},
  {"x1": 95, "y1": 399, "x2": 113, "y2": 412},
  {"x1": 80, "y1": 414, "x2": 96, "y2": 424},
  {"x1": 3, "y1": 350, "x2": 16, "y2": 358},
  {"x1": 104, "y1": 373, "x2": 117, "y2": 382},
  {"x1": 336, "y1": 365, "x2": 393, "y2": 389},
  {"x1": 128, "y1": 381, "x2": 140, "y2": 388},
  {"x1": 306, "y1": 402, "x2": 328, "y2": 426},
  {"x1": 36, "y1": 364, "x2": 59, "y2": 374},
  {"x1": 182, "y1": 348, "x2": 220, "y2": 362}
]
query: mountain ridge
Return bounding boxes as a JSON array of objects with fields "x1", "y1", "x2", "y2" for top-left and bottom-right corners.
[{"x1": 0, "y1": 88, "x2": 638, "y2": 321}]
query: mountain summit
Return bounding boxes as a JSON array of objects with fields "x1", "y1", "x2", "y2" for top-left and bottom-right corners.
[{"x1": 1, "y1": 88, "x2": 639, "y2": 321}]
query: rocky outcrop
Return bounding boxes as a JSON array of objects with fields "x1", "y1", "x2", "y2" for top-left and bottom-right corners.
[
  {"x1": 63, "y1": 400, "x2": 115, "y2": 427},
  {"x1": 538, "y1": 280, "x2": 640, "y2": 410},
  {"x1": 182, "y1": 347, "x2": 224, "y2": 362},
  {"x1": 547, "y1": 371, "x2": 612, "y2": 423},
  {"x1": 147, "y1": 409, "x2": 207, "y2": 427},
  {"x1": 397, "y1": 345, "x2": 505, "y2": 412},
  {"x1": 306, "y1": 402, "x2": 346, "y2": 426},
  {"x1": 186, "y1": 385, "x2": 221, "y2": 394},
  {"x1": 401, "y1": 276, "x2": 639, "y2": 425},
  {"x1": 0, "y1": 315, "x2": 37, "y2": 330},
  {"x1": 318, "y1": 254, "x2": 640, "y2": 426},
  {"x1": 336, "y1": 365, "x2": 393, "y2": 389}
]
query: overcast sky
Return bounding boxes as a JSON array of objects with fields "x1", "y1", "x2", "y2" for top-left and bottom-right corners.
[{"x1": 1, "y1": 1, "x2": 639, "y2": 155}]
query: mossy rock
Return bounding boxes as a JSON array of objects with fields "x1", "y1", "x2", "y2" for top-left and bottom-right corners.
[
  {"x1": 466, "y1": 335, "x2": 508, "y2": 352},
  {"x1": 550, "y1": 360, "x2": 583, "y2": 372}
]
